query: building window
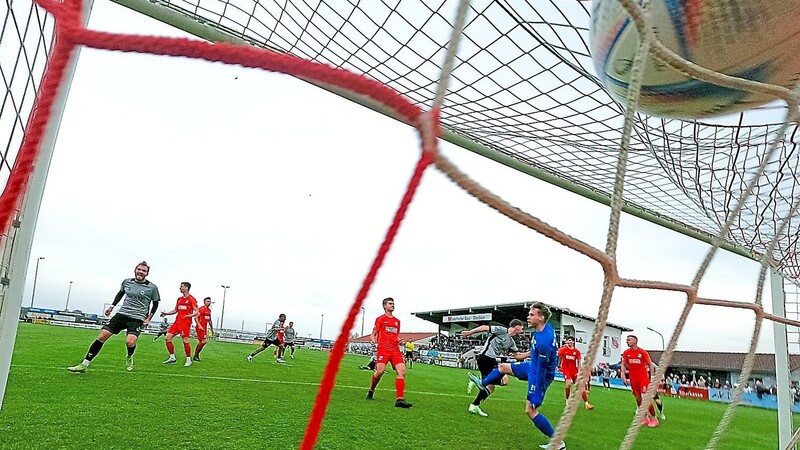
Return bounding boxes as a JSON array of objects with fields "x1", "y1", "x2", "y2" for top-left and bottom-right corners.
[{"x1": 603, "y1": 336, "x2": 612, "y2": 357}]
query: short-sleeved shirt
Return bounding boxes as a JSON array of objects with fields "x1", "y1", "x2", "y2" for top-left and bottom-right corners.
[
  {"x1": 480, "y1": 326, "x2": 519, "y2": 359},
  {"x1": 373, "y1": 314, "x2": 400, "y2": 351},
  {"x1": 173, "y1": 295, "x2": 198, "y2": 324},
  {"x1": 284, "y1": 327, "x2": 296, "y2": 343},
  {"x1": 405, "y1": 341, "x2": 415, "y2": 352},
  {"x1": 116, "y1": 278, "x2": 161, "y2": 321},
  {"x1": 196, "y1": 305, "x2": 212, "y2": 330},
  {"x1": 622, "y1": 347, "x2": 653, "y2": 381},
  {"x1": 557, "y1": 346, "x2": 581, "y2": 374},
  {"x1": 265, "y1": 319, "x2": 283, "y2": 341}
]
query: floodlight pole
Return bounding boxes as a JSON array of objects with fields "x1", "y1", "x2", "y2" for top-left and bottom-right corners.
[
  {"x1": 29, "y1": 256, "x2": 45, "y2": 308},
  {"x1": 219, "y1": 285, "x2": 229, "y2": 330},
  {"x1": 65, "y1": 281, "x2": 73, "y2": 310},
  {"x1": 360, "y1": 307, "x2": 365, "y2": 337},
  {"x1": 646, "y1": 327, "x2": 665, "y2": 351},
  {"x1": 320, "y1": 314, "x2": 324, "y2": 341}
]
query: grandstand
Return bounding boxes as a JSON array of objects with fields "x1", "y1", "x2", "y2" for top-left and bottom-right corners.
[{"x1": 413, "y1": 301, "x2": 633, "y2": 365}]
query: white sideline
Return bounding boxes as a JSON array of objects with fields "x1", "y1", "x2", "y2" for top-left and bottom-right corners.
[{"x1": 12, "y1": 363, "x2": 524, "y2": 402}]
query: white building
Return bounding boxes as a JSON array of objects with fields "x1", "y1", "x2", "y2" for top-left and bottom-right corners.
[{"x1": 413, "y1": 301, "x2": 633, "y2": 366}]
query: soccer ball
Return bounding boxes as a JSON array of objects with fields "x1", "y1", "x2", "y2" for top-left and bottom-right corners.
[{"x1": 589, "y1": 0, "x2": 800, "y2": 119}]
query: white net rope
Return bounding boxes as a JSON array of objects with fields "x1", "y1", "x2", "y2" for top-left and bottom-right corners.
[{"x1": 116, "y1": 0, "x2": 800, "y2": 278}]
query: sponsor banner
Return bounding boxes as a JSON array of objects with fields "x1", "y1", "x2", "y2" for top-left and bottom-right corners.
[
  {"x1": 443, "y1": 313, "x2": 491, "y2": 323},
  {"x1": 659, "y1": 384, "x2": 708, "y2": 400},
  {"x1": 709, "y1": 388, "x2": 800, "y2": 412},
  {"x1": 439, "y1": 360, "x2": 459, "y2": 368},
  {"x1": 51, "y1": 314, "x2": 76, "y2": 322},
  {"x1": 28, "y1": 313, "x2": 52, "y2": 320},
  {"x1": 27, "y1": 307, "x2": 59, "y2": 315}
]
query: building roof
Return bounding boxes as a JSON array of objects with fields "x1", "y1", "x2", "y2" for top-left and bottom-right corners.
[
  {"x1": 412, "y1": 301, "x2": 633, "y2": 331},
  {"x1": 648, "y1": 350, "x2": 800, "y2": 373},
  {"x1": 350, "y1": 332, "x2": 437, "y2": 343}
]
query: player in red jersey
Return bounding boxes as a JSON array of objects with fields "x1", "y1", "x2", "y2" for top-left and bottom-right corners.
[
  {"x1": 558, "y1": 336, "x2": 594, "y2": 410},
  {"x1": 192, "y1": 296, "x2": 214, "y2": 362},
  {"x1": 621, "y1": 335, "x2": 659, "y2": 427},
  {"x1": 273, "y1": 328, "x2": 285, "y2": 359},
  {"x1": 160, "y1": 282, "x2": 199, "y2": 367},
  {"x1": 366, "y1": 297, "x2": 412, "y2": 408}
]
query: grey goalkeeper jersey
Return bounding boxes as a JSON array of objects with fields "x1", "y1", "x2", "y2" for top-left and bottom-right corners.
[
  {"x1": 116, "y1": 278, "x2": 161, "y2": 321},
  {"x1": 284, "y1": 327, "x2": 296, "y2": 343},
  {"x1": 481, "y1": 326, "x2": 519, "y2": 359},
  {"x1": 266, "y1": 319, "x2": 283, "y2": 340}
]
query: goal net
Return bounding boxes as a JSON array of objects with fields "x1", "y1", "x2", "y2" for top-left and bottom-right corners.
[{"x1": 1, "y1": 0, "x2": 800, "y2": 449}]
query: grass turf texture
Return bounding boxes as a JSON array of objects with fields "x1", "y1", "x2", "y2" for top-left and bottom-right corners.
[{"x1": 0, "y1": 323, "x2": 792, "y2": 449}]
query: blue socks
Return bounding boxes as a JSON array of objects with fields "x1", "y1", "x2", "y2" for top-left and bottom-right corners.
[
  {"x1": 532, "y1": 413, "x2": 555, "y2": 437},
  {"x1": 482, "y1": 368, "x2": 504, "y2": 386}
]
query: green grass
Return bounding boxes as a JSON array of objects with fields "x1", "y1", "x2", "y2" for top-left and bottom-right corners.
[{"x1": 0, "y1": 323, "x2": 790, "y2": 449}]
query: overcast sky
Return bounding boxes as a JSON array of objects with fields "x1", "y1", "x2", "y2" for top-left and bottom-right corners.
[{"x1": 18, "y1": 1, "x2": 781, "y2": 354}]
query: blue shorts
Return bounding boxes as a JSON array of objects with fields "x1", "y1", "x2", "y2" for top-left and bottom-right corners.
[
  {"x1": 511, "y1": 361, "x2": 550, "y2": 407},
  {"x1": 511, "y1": 361, "x2": 529, "y2": 381}
]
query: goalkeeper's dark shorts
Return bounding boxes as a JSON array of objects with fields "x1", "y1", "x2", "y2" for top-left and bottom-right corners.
[{"x1": 103, "y1": 313, "x2": 144, "y2": 337}]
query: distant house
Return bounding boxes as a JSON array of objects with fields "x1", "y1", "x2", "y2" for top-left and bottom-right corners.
[{"x1": 647, "y1": 350, "x2": 800, "y2": 388}]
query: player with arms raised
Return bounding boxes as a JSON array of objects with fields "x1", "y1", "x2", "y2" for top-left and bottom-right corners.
[
  {"x1": 366, "y1": 297, "x2": 412, "y2": 408},
  {"x1": 557, "y1": 336, "x2": 593, "y2": 410},
  {"x1": 621, "y1": 334, "x2": 659, "y2": 427}
]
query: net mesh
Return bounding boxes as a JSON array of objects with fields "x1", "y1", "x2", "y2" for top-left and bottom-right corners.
[
  {"x1": 119, "y1": 0, "x2": 800, "y2": 277},
  {"x1": 0, "y1": 0, "x2": 54, "y2": 286},
  {"x1": 3, "y1": 0, "x2": 800, "y2": 449}
]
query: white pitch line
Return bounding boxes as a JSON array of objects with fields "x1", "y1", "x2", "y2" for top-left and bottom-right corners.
[{"x1": 12, "y1": 363, "x2": 525, "y2": 403}]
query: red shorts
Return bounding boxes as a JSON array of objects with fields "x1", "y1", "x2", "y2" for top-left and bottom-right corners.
[
  {"x1": 168, "y1": 321, "x2": 191, "y2": 338},
  {"x1": 630, "y1": 378, "x2": 649, "y2": 395},
  {"x1": 375, "y1": 347, "x2": 404, "y2": 368},
  {"x1": 562, "y1": 370, "x2": 578, "y2": 382},
  {"x1": 196, "y1": 326, "x2": 207, "y2": 341}
]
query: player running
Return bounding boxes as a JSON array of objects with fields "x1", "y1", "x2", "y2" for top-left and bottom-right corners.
[
  {"x1": 193, "y1": 296, "x2": 213, "y2": 362},
  {"x1": 463, "y1": 319, "x2": 527, "y2": 417},
  {"x1": 366, "y1": 297, "x2": 412, "y2": 408},
  {"x1": 67, "y1": 261, "x2": 160, "y2": 373},
  {"x1": 621, "y1": 335, "x2": 659, "y2": 427},
  {"x1": 283, "y1": 321, "x2": 297, "y2": 359},
  {"x1": 468, "y1": 302, "x2": 565, "y2": 449},
  {"x1": 153, "y1": 318, "x2": 169, "y2": 342},
  {"x1": 557, "y1": 336, "x2": 594, "y2": 410},
  {"x1": 247, "y1": 314, "x2": 286, "y2": 363},
  {"x1": 160, "y1": 282, "x2": 199, "y2": 367}
]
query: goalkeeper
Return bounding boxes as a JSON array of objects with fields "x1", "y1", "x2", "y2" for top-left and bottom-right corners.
[{"x1": 192, "y1": 297, "x2": 214, "y2": 362}]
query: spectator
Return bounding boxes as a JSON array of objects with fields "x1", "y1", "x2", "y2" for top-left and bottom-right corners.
[
  {"x1": 601, "y1": 364, "x2": 612, "y2": 390},
  {"x1": 755, "y1": 380, "x2": 769, "y2": 399},
  {"x1": 713, "y1": 378, "x2": 721, "y2": 389}
]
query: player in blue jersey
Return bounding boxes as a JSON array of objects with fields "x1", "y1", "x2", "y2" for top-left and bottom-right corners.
[{"x1": 468, "y1": 302, "x2": 564, "y2": 449}]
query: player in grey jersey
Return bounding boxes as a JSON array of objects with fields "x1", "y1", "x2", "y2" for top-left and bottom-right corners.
[
  {"x1": 462, "y1": 319, "x2": 527, "y2": 417},
  {"x1": 247, "y1": 314, "x2": 286, "y2": 363},
  {"x1": 68, "y1": 261, "x2": 161, "y2": 373},
  {"x1": 282, "y1": 321, "x2": 297, "y2": 359}
]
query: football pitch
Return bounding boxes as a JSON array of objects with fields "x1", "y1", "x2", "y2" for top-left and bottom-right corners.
[{"x1": 0, "y1": 324, "x2": 791, "y2": 449}]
